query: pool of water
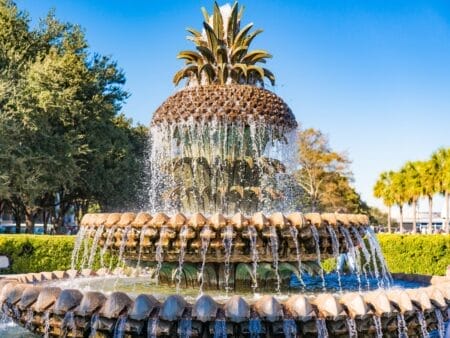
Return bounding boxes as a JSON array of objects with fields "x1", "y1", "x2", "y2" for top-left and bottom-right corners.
[{"x1": 46, "y1": 272, "x2": 427, "y2": 303}]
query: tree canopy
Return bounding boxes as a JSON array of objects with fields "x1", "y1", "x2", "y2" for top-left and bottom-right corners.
[{"x1": 0, "y1": 1, "x2": 147, "y2": 233}]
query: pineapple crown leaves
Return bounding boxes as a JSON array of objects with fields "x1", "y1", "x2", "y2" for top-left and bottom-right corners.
[{"x1": 173, "y1": 1, "x2": 275, "y2": 87}]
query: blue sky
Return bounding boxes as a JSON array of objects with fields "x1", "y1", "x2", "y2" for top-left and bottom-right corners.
[{"x1": 17, "y1": 0, "x2": 450, "y2": 213}]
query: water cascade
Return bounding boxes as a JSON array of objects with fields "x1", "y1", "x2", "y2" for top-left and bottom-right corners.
[
  {"x1": 346, "y1": 317, "x2": 358, "y2": 337},
  {"x1": 397, "y1": 313, "x2": 408, "y2": 338},
  {"x1": 316, "y1": 318, "x2": 329, "y2": 338},
  {"x1": 175, "y1": 225, "x2": 189, "y2": 293},
  {"x1": 87, "y1": 224, "x2": 105, "y2": 269},
  {"x1": 199, "y1": 226, "x2": 212, "y2": 294},
  {"x1": 269, "y1": 226, "x2": 281, "y2": 294},
  {"x1": 154, "y1": 225, "x2": 168, "y2": 284},
  {"x1": 213, "y1": 319, "x2": 227, "y2": 338},
  {"x1": 289, "y1": 225, "x2": 306, "y2": 289},
  {"x1": 416, "y1": 310, "x2": 429, "y2": 338},
  {"x1": 366, "y1": 228, "x2": 392, "y2": 287},
  {"x1": 340, "y1": 226, "x2": 362, "y2": 291},
  {"x1": 113, "y1": 314, "x2": 127, "y2": 338},
  {"x1": 248, "y1": 225, "x2": 259, "y2": 293},
  {"x1": 373, "y1": 315, "x2": 383, "y2": 338}
]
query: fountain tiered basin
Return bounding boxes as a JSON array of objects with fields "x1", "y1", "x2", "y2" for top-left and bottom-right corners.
[{"x1": 0, "y1": 212, "x2": 449, "y2": 337}]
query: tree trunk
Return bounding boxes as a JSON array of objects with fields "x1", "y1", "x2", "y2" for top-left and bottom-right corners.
[
  {"x1": 42, "y1": 209, "x2": 49, "y2": 234},
  {"x1": 399, "y1": 205, "x2": 404, "y2": 233},
  {"x1": 412, "y1": 200, "x2": 417, "y2": 234},
  {"x1": 387, "y1": 206, "x2": 392, "y2": 233},
  {"x1": 428, "y1": 195, "x2": 433, "y2": 234},
  {"x1": 445, "y1": 191, "x2": 449, "y2": 234},
  {"x1": 25, "y1": 211, "x2": 35, "y2": 234},
  {"x1": 14, "y1": 215, "x2": 21, "y2": 234}
]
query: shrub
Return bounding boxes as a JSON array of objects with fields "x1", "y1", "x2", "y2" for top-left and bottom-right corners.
[
  {"x1": 377, "y1": 234, "x2": 450, "y2": 276},
  {"x1": 0, "y1": 234, "x2": 448, "y2": 276},
  {"x1": 0, "y1": 235, "x2": 114, "y2": 274}
]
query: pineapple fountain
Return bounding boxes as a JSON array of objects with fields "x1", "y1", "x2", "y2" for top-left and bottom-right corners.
[{"x1": 0, "y1": 2, "x2": 449, "y2": 337}]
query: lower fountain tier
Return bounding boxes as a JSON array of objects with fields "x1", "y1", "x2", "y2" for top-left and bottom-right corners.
[
  {"x1": 80, "y1": 212, "x2": 372, "y2": 263},
  {"x1": 0, "y1": 271, "x2": 449, "y2": 338}
]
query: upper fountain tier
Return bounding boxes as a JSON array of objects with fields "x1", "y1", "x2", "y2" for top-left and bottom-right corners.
[{"x1": 151, "y1": 84, "x2": 297, "y2": 130}]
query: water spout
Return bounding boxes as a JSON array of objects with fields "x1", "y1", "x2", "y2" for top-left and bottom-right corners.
[
  {"x1": 311, "y1": 225, "x2": 326, "y2": 290},
  {"x1": 326, "y1": 225, "x2": 342, "y2": 291},
  {"x1": 222, "y1": 225, "x2": 234, "y2": 295},
  {"x1": 268, "y1": 226, "x2": 281, "y2": 294},
  {"x1": 289, "y1": 226, "x2": 305, "y2": 289},
  {"x1": 248, "y1": 226, "x2": 259, "y2": 293}
]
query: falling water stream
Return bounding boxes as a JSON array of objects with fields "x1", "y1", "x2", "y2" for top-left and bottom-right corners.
[
  {"x1": 283, "y1": 318, "x2": 297, "y2": 337},
  {"x1": 249, "y1": 317, "x2": 262, "y2": 338},
  {"x1": 62, "y1": 311, "x2": 77, "y2": 337},
  {"x1": 136, "y1": 225, "x2": 148, "y2": 273},
  {"x1": 147, "y1": 310, "x2": 160, "y2": 338},
  {"x1": 310, "y1": 225, "x2": 326, "y2": 290},
  {"x1": 154, "y1": 226, "x2": 168, "y2": 284},
  {"x1": 289, "y1": 226, "x2": 305, "y2": 289},
  {"x1": 89, "y1": 313, "x2": 99, "y2": 338},
  {"x1": 179, "y1": 317, "x2": 192, "y2": 338},
  {"x1": 71, "y1": 226, "x2": 87, "y2": 270},
  {"x1": 175, "y1": 225, "x2": 189, "y2": 293},
  {"x1": 199, "y1": 226, "x2": 211, "y2": 294},
  {"x1": 43, "y1": 310, "x2": 50, "y2": 338},
  {"x1": 417, "y1": 310, "x2": 429, "y2": 338},
  {"x1": 435, "y1": 309, "x2": 445, "y2": 338},
  {"x1": 340, "y1": 226, "x2": 362, "y2": 292},
  {"x1": 373, "y1": 315, "x2": 383, "y2": 338},
  {"x1": 351, "y1": 226, "x2": 372, "y2": 290},
  {"x1": 326, "y1": 226, "x2": 342, "y2": 291},
  {"x1": 213, "y1": 319, "x2": 227, "y2": 338},
  {"x1": 346, "y1": 317, "x2": 358, "y2": 337},
  {"x1": 87, "y1": 224, "x2": 105, "y2": 269},
  {"x1": 113, "y1": 314, "x2": 127, "y2": 338},
  {"x1": 100, "y1": 226, "x2": 116, "y2": 269},
  {"x1": 366, "y1": 228, "x2": 392, "y2": 288},
  {"x1": 222, "y1": 225, "x2": 234, "y2": 295},
  {"x1": 316, "y1": 318, "x2": 329, "y2": 338},
  {"x1": 397, "y1": 313, "x2": 408, "y2": 338},
  {"x1": 248, "y1": 226, "x2": 259, "y2": 293},
  {"x1": 268, "y1": 226, "x2": 281, "y2": 294}
]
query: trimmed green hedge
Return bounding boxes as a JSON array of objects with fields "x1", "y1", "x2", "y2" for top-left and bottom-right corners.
[
  {"x1": 0, "y1": 234, "x2": 448, "y2": 276},
  {"x1": 378, "y1": 234, "x2": 450, "y2": 276},
  {"x1": 0, "y1": 235, "x2": 113, "y2": 274}
]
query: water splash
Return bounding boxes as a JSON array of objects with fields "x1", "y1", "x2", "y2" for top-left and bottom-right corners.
[
  {"x1": 397, "y1": 313, "x2": 408, "y2": 338},
  {"x1": 268, "y1": 226, "x2": 281, "y2": 294},
  {"x1": 326, "y1": 225, "x2": 342, "y2": 291},
  {"x1": 340, "y1": 226, "x2": 361, "y2": 292},
  {"x1": 248, "y1": 225, "x2": 259, "y2": 293},
  {"x1": 87, "y1": 224, "x2": 105, "y2": 269},
  {"x1": 346, "y1": 317, "x2": 358, "y2": 337},
  {"x1": 289, "y1": 226, "x2": 305, "y2": 289},
  {"x1": 310, "y1": 225, "x2": 326, "y2": 290},
  {"x1": 316, "y1": 318, "x2": 329, "y2": 338},
  {"x1": 113, "y1": 314, "x2": 127, "y2": 338},
  {"x1": 249, "y1": 317, "x2": 262, "y2": 338},
  {"x1": 282, "y1": 318, "x2": 297, "y2": 337},
  {"x1": 175, "y1": 225, "x2": 189, "y2": 293},
  {"x1": 179, "y1": 317, "x2": 192, "y2": 338},
  {"x1": 366, "y1": 228, "x2": 392, "y2": 288},
  {"x1": 146, "y1": 118, "x2": 298, "y2": 215},
  {"x1": 214, "y1": 319, "x2": 227, "y2": 338},
  {"x1": 222, "y1": 225, "x2": 234, "y2": 295},
  {"x1": 154, "y1": 226, "x2": 168, "y2": 284},
  {"x1": 417, "y1": 310, "x2": 429, "y2": 338},
  {"x1": 373, "y1": 315, "x2": 383, "y2": 338},
  {"x1": 71, "y1": 226, "x2": 87, "y2": 270},
  {"x1": 199, "y1": 226, "x2": 211, "y2": 294}
]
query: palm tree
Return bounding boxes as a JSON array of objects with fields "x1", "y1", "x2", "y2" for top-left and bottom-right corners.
[
  {"x1": 373, "y1": 171, "x2": 395, "y2": 233},
  {"x1": 401, "y1": 162, "x2": 421, "y2": 233},
  {"x1": 391, "y1": 171, "x2": 408, "y2": 233},
  {"x1": 431, "y1": 148, "x2": 450, "y2": 234},
  {"x1": 417, "y1": 160, "x2": 440, "y2": 233},
  {"x1": 173, "y1": 2, "x2": 275, "y2": 87}
]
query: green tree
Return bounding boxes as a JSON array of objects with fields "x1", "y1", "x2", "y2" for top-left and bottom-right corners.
[
  {"x1": 373, "y1": 171, "x2": 395, "y2": 233},
  {"x1": 417, "y1": 160, "x2": 440, "y2": 233},
  {"x1": 0, "y1": 1, "x2": 143, "y2": 233},
  {"x1": 401, "y1": 161, "x2": 422, "y2": 233},
  {"x1": 391, "y1": 170, "x2": 408, "y2": 233},
  {"x1": 431, "y1": 148, "x2": 450, "y2": 234}
]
